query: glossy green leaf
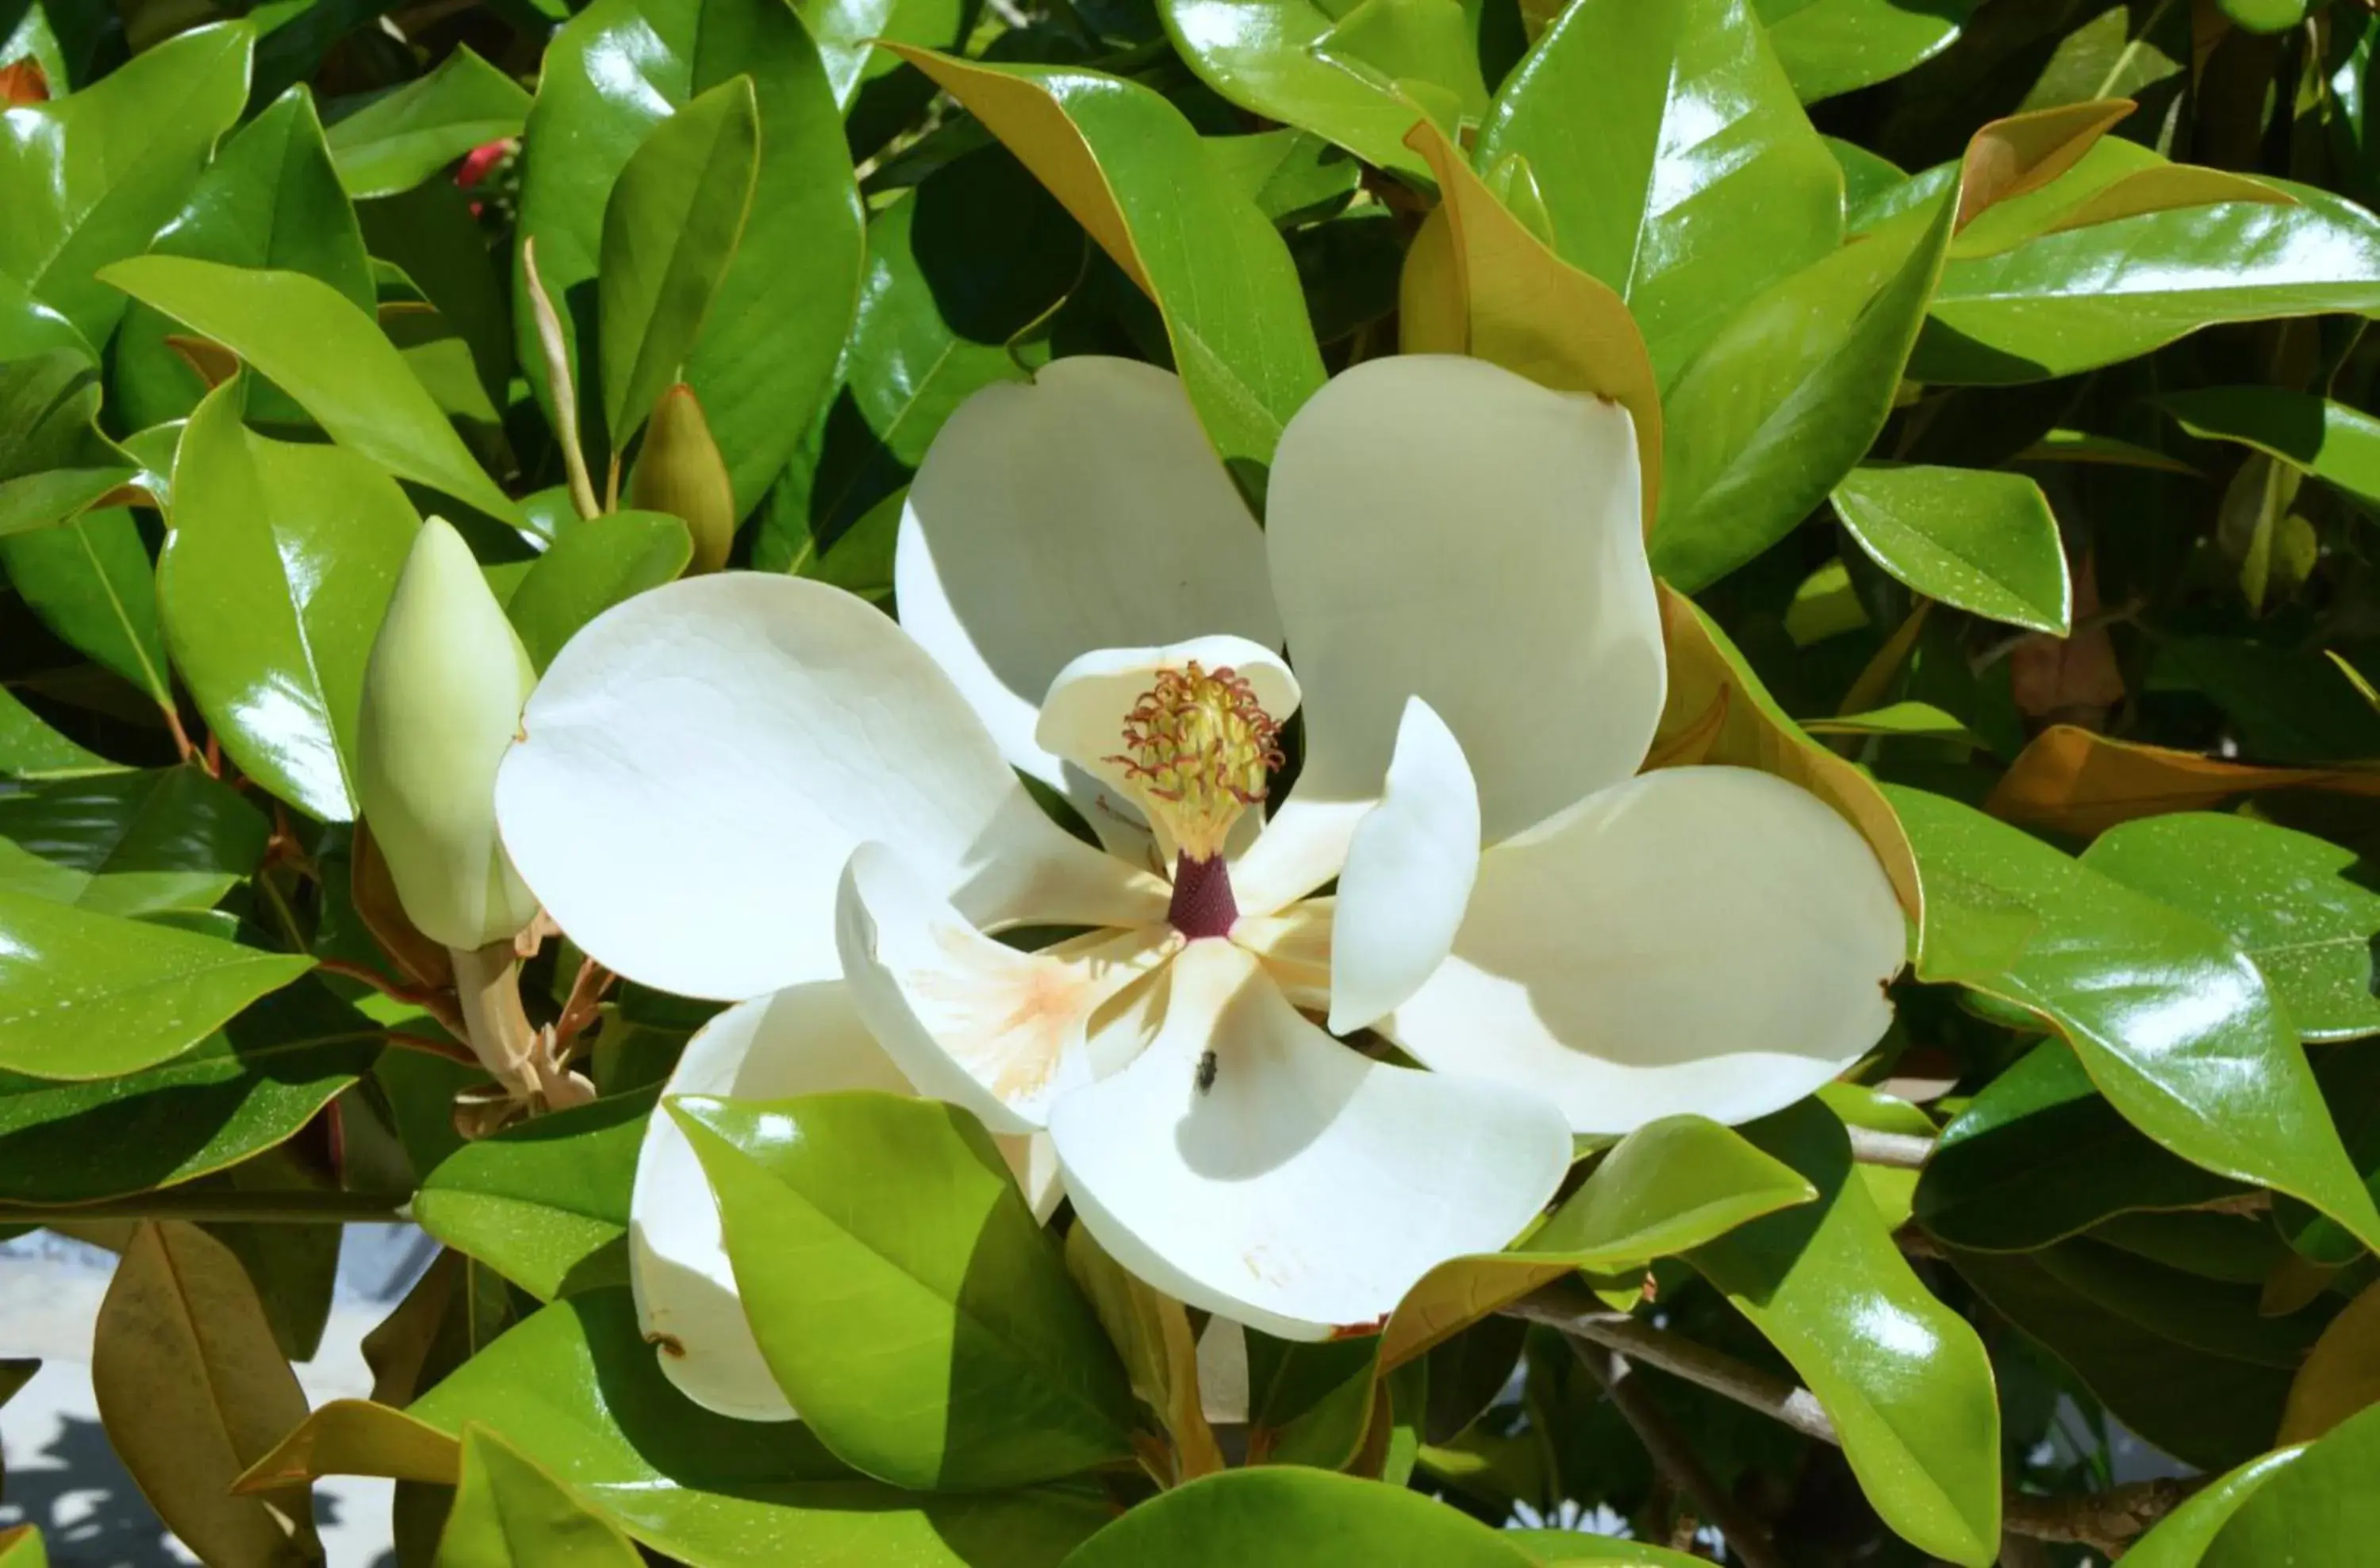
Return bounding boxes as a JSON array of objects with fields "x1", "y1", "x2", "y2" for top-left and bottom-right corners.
[
  {"x1": 895, "y1": 49, "x2": 1326, "y2": 489},
  {"x1": 597, "y1": 77, "x2": 759, "y2": 448},
  {"x1": 1802, "y1": 701, "x2": 1983, "y2": 746},
  {"x1": 2033, "y1": 1234, "x2": 2332, "y2": 1368},
  {"x1": 2123, "y1": 1447, "x2": 2305, "y2": 1568},
  {"x1": 0, "y1": 886, "x2": 311, "y2": 1078},
  {"x1": 1687, "y1": 1099, "x2": 2001, "y2": 1567},
  {"x1": 1916, "y1": 1041, "x2": 2248, "y2": 1251},
  {"x1": 505, "y1": 512, "x2": 689, "y2": 673},
  {"x1": 672, "y1": 1092, "x2": 1137, "y2": 1489},
  {"x1": 0, "y1": 22, "x2": 253, "y2": 341},
  {"x1": 1653, "y1": 194, "x2": 1953, "y2": 591},
  {"x1": 99, "y1": 256, "x2": 522, "y2": 525},
  {"x1": 2203, "y1": 1400, "x2": 2380, "y2": 1562},
  {"x1": 407, "y1": 1290, "x2": 1112, "y2": 1567},
  {"x1": 2161, "y1": 386, "x2": 2380, "y2": 509},
  {"x1": 113, "y1": 86, "x2": 372, "y2": 432},
  {"x1": 1888, "y1": 785, "x2": 2380, "y2": 1252},
  {"x1": 1754, "y1": 0, "x2": 1974, "y2": 102},
  {"x1": 804, "y1": 0, "x2": 967, "y2": 110},
  {"x1": 1950, "y1": 1246, "x2": 2292, "y2": 1471},
  {"x1": 0, "y1": 767, "x2": 266, "y2": 917},
  {"x1": 414, "y1": 1088, "x2": 654, "y2": 1301},
  {"x1": 1246, "y1": 1332, "x2": 1379, "y2": 1470},
  {"x1": 328, "y1": 47, "x2": 532, "y2": 200},
  {"x1": 1921, "y1": 186, "x2": 2380, "y2": 383},
  {"x1": 2277, "y1": 1041, "x2": 2380, "y2": 1266},
  {"x1": 1208, "y1": 130, "x2": 1362, "y2": 225},
  {"x1": 1832, "y1": 463, "x2": 2071, "y2": 633},
  {"x1": 160, "y1": 378, "x2": 418, "y2": 822},
  {"x1": 0, "y1": 979, "x2": 378, "y2": 1203},
  {"x1": 1157, "y1": 0, "x2": 1445, "y2": 178},
  {"x1": 0, "y1": 686, "x2": 121, "y2": 782},
  {"x1": 1380, "y1": 1113, "x2": 1818, "y2": 1369},
  {"x1": 2082, "y1": 813, "x2": 2380, "y2": 1043},
  {"x1": 1062, "y1": 1468, "x2": 1532, "y2": 1567},
  {"x1": 516, "y1": 0, "x2": 863, "y2": 513},
  {"x1": 1478, "y1": 0, "x2": 1841, "y2": 378},
  {"x1": 0, "y1": 508, "x2": 171, "y2": 706},
  {"x1": 0, "y1": 350, "x2": 133, "y2": 538},
  {"x1": 439, "y1": 1424, "x2": 643, "y2": 1568}
]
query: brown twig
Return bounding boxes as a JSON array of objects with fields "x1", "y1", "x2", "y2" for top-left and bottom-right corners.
[
  {"x1": 160, "y1": 701, "x2": 204, "y2": 770},
  {"x1": 1846, "y1": 1127, "x2": 1937, "y2": 1169},
  {"x1": 383, "y1": 1030, "x2": 482, "y2": 1067},
  {"x1": 2003, "y1": 1477, "x2": 2207, "y2": 1557},
  {"x1": 551, "y1": 956, "x2": 617, "y2": 1061},
  {"x1": 1566, "y1": 1336, "x2": 1789, "y2": 1568}
]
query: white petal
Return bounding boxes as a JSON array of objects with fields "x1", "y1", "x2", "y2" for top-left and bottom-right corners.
[
  {"x1": 1049, "y1": 940, "x2": 1571, "y2": 1340},
  {"x1": 896, "y1": 358, "x2": 1283, "y2": 810},
  {"x1": 1384, "y1": 767, "x2": 1907, "y2": 1133},
  {"x1": 1196, "y1": 1316, "x2": 1250, "y2": 1425},
  {"x1": 1266, "y1": 355, "x2": 1664, "y2": 844},
  {"x1": 496, "y1": 573, "x2": 1161, "y2": 1003},
  {"x1": 1329, "y1": 698, "x2": 1480, "y2": 1035},
  {"x1": 837, "y1": 843, "x2": 1179, "y2": 1134},
  {"x1": 630, "y1": 982, "x2": 908, "y2": 1423}
]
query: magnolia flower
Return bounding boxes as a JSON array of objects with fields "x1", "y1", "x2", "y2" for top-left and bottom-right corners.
[{"x1": 494, "y1": 355, "x2": 1905, "y2": 1421}]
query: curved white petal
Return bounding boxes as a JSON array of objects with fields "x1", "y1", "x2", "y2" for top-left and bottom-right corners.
[
  {"x1": 631, "y1": 982, "x2": 908, "y2": 1422},
  {"x1": 1266, "y1": 355, "x2": 1664, "y2": 844},
  {"x1": 1049, "y1": 940, "x2": 1572, "y2": 1341},
  {"x1": 496, "y1": 574, "x2": 1160, "y2": 1002},
  {"x1": 1329, "y1": 698, "x2": 1480, "y2": 1035},
  {"x1": 1384, "y1": 767, "x2": 1907, "y2": 1134},
  {"x1": 838, "y1": 843, "x2": 1179, "y2": 1134},
  {"x1": 896, "y1": 358, "x2": 1283, "y2": 815}
]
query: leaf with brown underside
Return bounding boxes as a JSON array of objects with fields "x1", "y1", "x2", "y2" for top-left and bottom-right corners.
[{"x1": 1987, "y1": 726, "x2": 2380, "y2": 837}]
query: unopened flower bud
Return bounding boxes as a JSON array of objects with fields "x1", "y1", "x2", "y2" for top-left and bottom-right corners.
[
  {"x1": 627, "y1": 382, "x2": 736, "y2": 574},
  {"x1": 358, "y1": 517, "x2": 542, "y2": 951}
]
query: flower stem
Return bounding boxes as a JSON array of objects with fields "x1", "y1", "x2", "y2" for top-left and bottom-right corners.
[{"x1": 446, "y1": 939, "x2": 539, "y2": 1098}]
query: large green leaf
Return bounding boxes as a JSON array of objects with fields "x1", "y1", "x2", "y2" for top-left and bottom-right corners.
[
  {"x1": 672, "y1": 1092, "x2": 1138, "y2": 1490},
  {"x1": 505, "y1": 512, "x2": 689, "y2": 673},
  {"x1": 406, "y1": 1290, "x2": 1111, "y2": 1567},
  {"x1": 804, "y1": 0, "x2": 967, "y2": 110},
  {"x1": 438, "y1": 1424, "x2": 643, "y2": 1568},
  {"x1": 2201, "y1": 1405, "x2": 2380, "y2": 1565},
  {"x1": 0, "y1": 979, "x2": 378, "y2": 1202},
  {"x1": 2082, "y1": 813, "x2": 2380, "y2": 1043},
  {"x1": 160, "y1": 379, "x2": 418, "y2": 822},
  {"x1": 1832, "y1": 463, "x2": 2071, "y2": 633},
  {"x1": 1752, "y1": 0, "x2": 1974, "y2": 102},
  {"x1": 0, "y1": 507, "x2": 172, "y2": 706},
  {"x1": 0, "y1": 686, "x2": 121, "y2": 782},
  {"x1": 1915, "y1": 1041, "x2": 2247, "y2": 1251},
  {"x1": 2160, "y1": 386, "x2": 2380, "y2": 509},
  {"x1": 113, "y1": 86, "x2": 372, "y2": 432},
  {"x1": 98, "y1": 256, "x2": 522, "y2": 525},
  {"x1": 1156, "y1": 0, "x2": 1468, "y2": 180},
  {"x1": 1063, "y1": 1468, "x2": 1532, "y2": 1566},
  {"x1": 597, "y1": 77, "x2": 759, "y2": 448},
  {"x1": 2123, "y1": 1448, "x2": 2305, "y2": 1568},
  {"x1": 0, "y1": 767, "x2": 267, "y2": 917},
  {"x1": 414, "y1": 1088, "x2": 653, "y2": 1301},
  {"x1": 0, "y1": 350, "x2": 134, "y2": 538},
  {"x1": 1478, "y1": 0, "x2": 1841, "y2": 379},
  {"x1": 1950, "y1": 1246, "x2": 2292, "y2": 1471},
  {"x1": 327, "y1": 46, "x2": 533, "y2": 201},
  {"x1": 0, "y1": 22, "x2": 253, "y2": 341},
  {"x1": 1687, "y1": 1100, "x2": 2001, "y2": 1567},
  {"x1": 1245, "y1": 1332, "x2": 1379, "y2": 1470},
  {"x1": 1891, "y1": 786, "x2": 2380, "y2": 1243},
  {"x1": 516, "y1": 0, "x2": 863, "y2": 513},
  {"x1": 0, "y1": 886, "x2": 312, "y2": 1079},
  {"x1": 1921, "y1": 186, "x2": 2380, "y2": 382},
  {"x1": 1653, "y1": 194, "x2": 1953, "y2": 590},
  {"x1": 893, "y1": 50, "x2": 1326, "y2": 491}
]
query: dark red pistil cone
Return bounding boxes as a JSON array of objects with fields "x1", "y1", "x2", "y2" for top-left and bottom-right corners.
[{"x1": 1168, "y1": 851, "x2": 1238, "y2": 939}]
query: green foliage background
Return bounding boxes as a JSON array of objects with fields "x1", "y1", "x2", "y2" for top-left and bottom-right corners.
[{"x1": 2, "y1": 0, "x2": 2380, "y2": 1562}]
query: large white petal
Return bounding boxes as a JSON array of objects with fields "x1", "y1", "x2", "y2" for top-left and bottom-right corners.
[
  {"x1": 1049, "y1": 940, "x2": 1571, "y2": 1341},
  {"x1": 838, "y1": 843, "x2": 1180, "y2": 1134},
  {"x1": 631, "y1": 983, "x2": 1065, "y2": 1422},
  {"x1": 1266, "y1": 355, "x2": 1664, "y2": 848},
  {"x1": 1329, "y1": 698, "x2": 1480, "y2": 1035},
  {"x1": 496, "y1": 573, "x2": 1161, "y2": 1002},
  {"x1": 1384, "y1": 767, "x2": 1907, "y2": 1134},
  {"x1": 896, "y1": 358, "x2": 1283, "y2": 813},
  {"x1": 630, "y1": 982, "x2": 908, "y2": 1423}
]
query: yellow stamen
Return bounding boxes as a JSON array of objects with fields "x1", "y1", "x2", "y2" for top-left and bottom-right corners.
[{"x1": 1106, "y1": 661, "x2": 1284, "y2": 863}]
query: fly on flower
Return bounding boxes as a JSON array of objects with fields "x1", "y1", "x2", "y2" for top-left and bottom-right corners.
[{"x1": 493, "y1": 354, "x2": 1907, "y2": 1422}]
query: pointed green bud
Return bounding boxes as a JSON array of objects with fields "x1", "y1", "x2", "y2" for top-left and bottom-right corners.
[
  {"x1": 627, "y1": 382, "x2": 737, "y2": 575},
  {"x1": 358, "y1": 517, "x2": 542, "y2": 951}
]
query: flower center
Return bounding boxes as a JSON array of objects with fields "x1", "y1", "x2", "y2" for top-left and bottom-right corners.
[{"x1": 1107, "y1": 660, "x2": 1283, "y2": 937}]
